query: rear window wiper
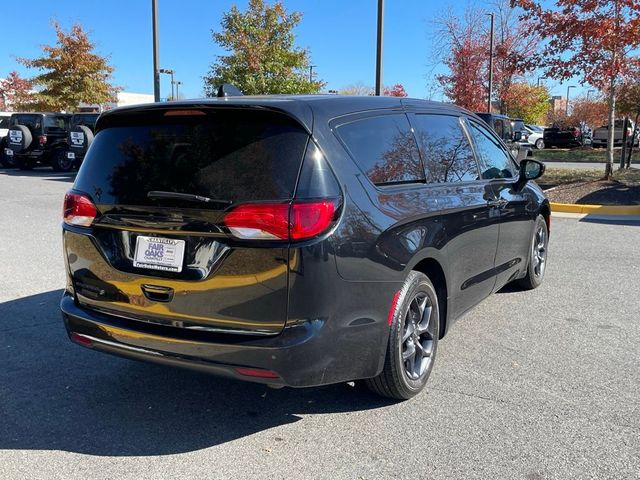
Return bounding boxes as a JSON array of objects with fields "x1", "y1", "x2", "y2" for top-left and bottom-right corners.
[{"x1": 147, "y1": 190, "x2": 233, "y2": 206}]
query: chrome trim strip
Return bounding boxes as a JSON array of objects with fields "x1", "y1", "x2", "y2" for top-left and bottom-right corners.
[{"x1": 77, "y1": 334, "x2": 164, "y2": 356}]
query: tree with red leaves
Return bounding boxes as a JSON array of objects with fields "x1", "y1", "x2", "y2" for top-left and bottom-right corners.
[
  {"x1": 513, "y1": 0, "x2": 640, "y2": 178},
  {"x1": 435, "y1": 8, "x2": 488, "y2": 111},
  {"x1": 383, "y1": 84, "x2": 408, "y2": 97},
  {"x1": 567, "y1": 96, "x2": 609, "y2": 130},
  {"x1": 492, "y1": 0, "x2": 539, "y2": 113},
  {"x1": 0, "y1": 71, "x2": 34, "y2": 111}
]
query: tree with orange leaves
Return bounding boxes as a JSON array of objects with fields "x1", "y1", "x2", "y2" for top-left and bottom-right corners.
[
  {"x1": 513, "y1": 0, "x2": 640, "y2": 177},
  {"x1": 19, "y1": 22, "x2": 118, "y2": 112}
]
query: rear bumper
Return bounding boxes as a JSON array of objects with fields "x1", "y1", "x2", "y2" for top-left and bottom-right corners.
[{"x1": 61, "y1": 292, "x2": 388, "y2": 387}]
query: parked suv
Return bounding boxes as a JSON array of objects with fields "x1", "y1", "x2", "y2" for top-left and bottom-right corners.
[
  {"x1": 61, "y1": 96, "x2": 549, "y2": 400},
  {"x1": 5, "y1": 112, "x2": 71, "y2": 169},
  {"x1": 475, "y1": 112, "x2": 528, "y2": 162},
  {"x1": 51, "y1": 112, "x2": 99, "y2": 171}
]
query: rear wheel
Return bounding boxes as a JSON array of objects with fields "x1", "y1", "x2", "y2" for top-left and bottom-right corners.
[
  {"x1": 516, "y1": 215, "x2": 548, "y2": 290},
  {"x1": 365, "y1": 271, "x2": 439, "y2": 400},
  {"x1": 535, "y1": 138, "x2": 544, "y2": 149},
  {"x1": 51, "y1": 149, "x2": 75, "y2": 172}
]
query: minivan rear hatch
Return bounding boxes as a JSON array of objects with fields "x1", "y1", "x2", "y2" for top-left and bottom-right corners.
[{"x1": 64, "y1": 105, "x2": 313, "y2": 335}]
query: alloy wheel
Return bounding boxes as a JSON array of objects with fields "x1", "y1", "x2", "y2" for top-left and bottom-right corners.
[
  {"x1": 533, "y1": 224, "x2": 547, "y2": 278},
  {"x1": 401, "y1": 292, "x2": 436, "y2": 381}
]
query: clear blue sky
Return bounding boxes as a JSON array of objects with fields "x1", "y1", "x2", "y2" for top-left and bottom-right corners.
[{"x1": 0, "y1": 0, "x2": 585, "y2": 100}]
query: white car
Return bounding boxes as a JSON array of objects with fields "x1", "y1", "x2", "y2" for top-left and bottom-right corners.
[
  {"x1": 0, "y1": 112, "x2": 10, "y2": 138},
  {"x1": 525, "y1": 124, "x2": 545, "y2": 149}
]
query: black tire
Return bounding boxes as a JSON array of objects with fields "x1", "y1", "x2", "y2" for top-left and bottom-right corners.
[
  {"x1": 7, "y1": 125, "x2": 32, "y2": 153},
  {"x1": 535, "y1": 138, "x2": 544, "y2": 149},
  {"x1": 515, "y1": 215, "x2": 549, "y2": 290},
  {"x1": 0, "y1": 140, "x2": 12, "y2": 167},
  {"x1": 2, "y1": 150, "x2": 18, "y2": 168},
  {"x1": 50, "y1": 149, "x2": 75, "y2": 172},
  {"x1": 365, "y1": 271, "x2": 439, "y2": 400}
]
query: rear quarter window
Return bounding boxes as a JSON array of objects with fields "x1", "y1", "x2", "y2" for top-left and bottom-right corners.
[
  {"x1": 10, "y1": 115, "x2": 42, "y2": 130},
  {"x1": 335, "y1": 113, "x2": 424, "y2": 185},
  {"x1": 74, "y1": 109, "x2": 309, "y2": 206},
  {"x1": 0, "y1": 116, "x2": 9, "y2": 129}
]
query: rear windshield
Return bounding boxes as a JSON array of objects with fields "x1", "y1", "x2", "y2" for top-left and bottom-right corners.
[
  {"x1": 44, "y1": 115, "x2": 70, "y2": 133},
  {"x1": 74, "y1": 109, "x2": 309, "y2": 206},
  {"x1": 10, "y1": 114, "x2": 42, "y2": 130},
  {"x1": 72, "y1": 114, "x2": 99, "y2": 128}
]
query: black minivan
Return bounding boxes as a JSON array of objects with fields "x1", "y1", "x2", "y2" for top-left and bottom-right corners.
[{"x1": 61, "y1": 95, "x2": 550, "y2": 400}]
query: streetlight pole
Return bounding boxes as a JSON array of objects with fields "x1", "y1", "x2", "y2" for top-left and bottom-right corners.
[
  {"x1": 159, "y1": 68, "x2": 175, "y2": 100},
  {"x1": 486, "y1": 13, "x2": 495, "y2": 112},
  {"x1": 308, "y1": 65, "x2": 316, "y2": 83},
  {"x1": 175, "y1": 81, "x2": 183, "y2": 100},
  {"x1": 152, "y1": 0, "x2": 160, "y2": 102},
  {"x1": 537, "y1": 76, "x2": 543, "y2": 87},
  {"x1": 566, "y1": 85, "x2": 576, "y2": 117},
  {"x1": 375, "y1": 0, "x2": 384, "y2": 96}
]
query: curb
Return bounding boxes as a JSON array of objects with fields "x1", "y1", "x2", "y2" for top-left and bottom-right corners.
[{"x1": 550, "y1": 202, "x2": 640, "y2": 215}]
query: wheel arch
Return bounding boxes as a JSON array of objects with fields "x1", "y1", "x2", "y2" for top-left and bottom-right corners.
[
  {"x1": 411, "y1": 257, "x2": 449, "y2": 339},
  {"x1": 540, "y1": 201, "x2": 551, "y2": 233}
]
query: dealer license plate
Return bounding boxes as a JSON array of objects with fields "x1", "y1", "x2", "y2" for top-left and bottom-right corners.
[{"x1": 133, "y1": 236, "x2": 186, "y2": 272}]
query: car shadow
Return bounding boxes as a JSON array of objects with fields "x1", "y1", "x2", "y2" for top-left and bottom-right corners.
[
  {"x1": 578, "y1": 215, "x2": 640, "y2": 227},
  {"x1": 0, "y1": 290, "x2": 395, "y2": 457},
  {"x1": 0, "y1": 167, "x2": 76, "y2": 182},
  {"x1": 578, "y1": 184, "x2": 640, "y2": 206}
]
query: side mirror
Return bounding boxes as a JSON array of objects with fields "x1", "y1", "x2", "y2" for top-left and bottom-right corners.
[
  {"x1": 513, "y1": 130, "x2": 522, "y2": 142},
  {"x1": 514, "y1": 159, "x2": 545, "y2": 191}
]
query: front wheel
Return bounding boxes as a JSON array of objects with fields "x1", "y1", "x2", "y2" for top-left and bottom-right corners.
[
  {"x1": 365, "y1": 271, "x2": 439, "y2": 400},
  {"x1": 516, "y1": 215, "x2": 549, "y2": 290}
]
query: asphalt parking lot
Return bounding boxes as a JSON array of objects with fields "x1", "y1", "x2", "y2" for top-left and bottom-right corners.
[{"x1": 1, "y1": 168, "x2": 638, "y2": 480}]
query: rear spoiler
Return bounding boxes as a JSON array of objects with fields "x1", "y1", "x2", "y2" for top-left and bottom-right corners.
[{"x1": 95, "y1": 100, "x2": 314, "y2": 135}]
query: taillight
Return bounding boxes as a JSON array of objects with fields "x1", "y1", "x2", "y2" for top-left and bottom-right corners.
[
  {"x1": 63, "y1": 191, "x2": 97, "y2": 227},
  {"x1": 224, "y1": 200, "x2": 337, "y2": 241},
  {"x1": 38, "y1": 135, "x2": 47, "y2": 146}
]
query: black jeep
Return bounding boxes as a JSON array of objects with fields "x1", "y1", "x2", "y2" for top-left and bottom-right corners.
[
  {"x1": 475, "y1": 112, "x2": 529, "y2": 162},
  {"x1": 5, "y1": 113, "x2": 71, "y2": 170},
  {"x1": 52, "y1": 113, "x2": 99, "y2": 171}
]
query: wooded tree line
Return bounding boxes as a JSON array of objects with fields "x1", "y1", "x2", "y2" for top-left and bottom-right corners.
[
  {"x1": 435, "y1": 0, "x2": 640, "y2": 175},
  {"x1": 4, "y1": 0, "x2": 640, "y2": 176}
]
